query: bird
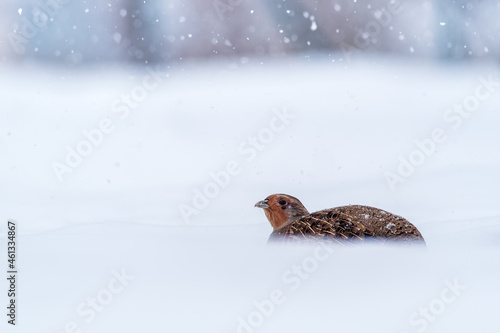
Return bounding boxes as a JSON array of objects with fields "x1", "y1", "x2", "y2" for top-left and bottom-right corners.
[{"x1": 254, "y1": 193, "x2": 425, "y2": 245}]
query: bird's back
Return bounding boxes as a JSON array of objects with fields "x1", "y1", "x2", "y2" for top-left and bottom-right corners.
[{"x1": 270, "y1": 205, "x2": 425, "y2": 245}]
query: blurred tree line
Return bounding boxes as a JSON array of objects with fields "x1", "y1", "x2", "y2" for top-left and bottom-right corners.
[{"x1": 0, "y1": 0, "x2": 498, "y2": 65}]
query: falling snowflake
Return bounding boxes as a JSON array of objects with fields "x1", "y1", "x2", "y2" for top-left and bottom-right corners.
[{"x1": 113, "y1": 32, "x2": 122, "y2": 44}]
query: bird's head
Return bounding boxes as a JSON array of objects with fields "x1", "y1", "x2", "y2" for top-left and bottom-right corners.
[{"x1": 254, "y1": 193, "x2": 309, "y2": 230}]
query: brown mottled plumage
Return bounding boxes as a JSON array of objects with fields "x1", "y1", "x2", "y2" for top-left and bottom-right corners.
[{"x1": 254, "y1": 194, "x2": 425, "y2": 245}]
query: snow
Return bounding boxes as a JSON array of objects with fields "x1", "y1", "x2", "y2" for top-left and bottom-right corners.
[
  {"x1": 310, "y1": 20, "x2": 318, "y2": 31},
  {"x1": 1, "y1": 57, "x2": 500, "y2": 332}
]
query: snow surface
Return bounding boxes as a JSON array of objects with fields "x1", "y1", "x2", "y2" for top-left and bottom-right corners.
[{"x1": 1, "y1": 57, "x2": 500, "y2": 332}]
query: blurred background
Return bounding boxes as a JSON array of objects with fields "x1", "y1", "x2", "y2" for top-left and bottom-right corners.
[{"x1": 1, "y1": 0, "x2": 498, "y2": 66}]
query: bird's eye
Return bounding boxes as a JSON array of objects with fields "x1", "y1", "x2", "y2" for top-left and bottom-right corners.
[{"x1": 278, "y1": 199, "x2": 287, "y2": 206}]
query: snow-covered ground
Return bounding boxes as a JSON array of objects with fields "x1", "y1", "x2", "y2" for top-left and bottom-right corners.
[{"x1": 1, "y1": 57, "x2": 500, "y2": 332}]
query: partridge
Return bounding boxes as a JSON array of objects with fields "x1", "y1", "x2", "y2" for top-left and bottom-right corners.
[{"x1": 255, "y1": 194, "x2": 425, "y2": 245}]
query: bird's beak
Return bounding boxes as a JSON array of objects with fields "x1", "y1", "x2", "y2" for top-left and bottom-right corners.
[{"x1": 254, "y1": 199, "x2": 269, "y2": 209}]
